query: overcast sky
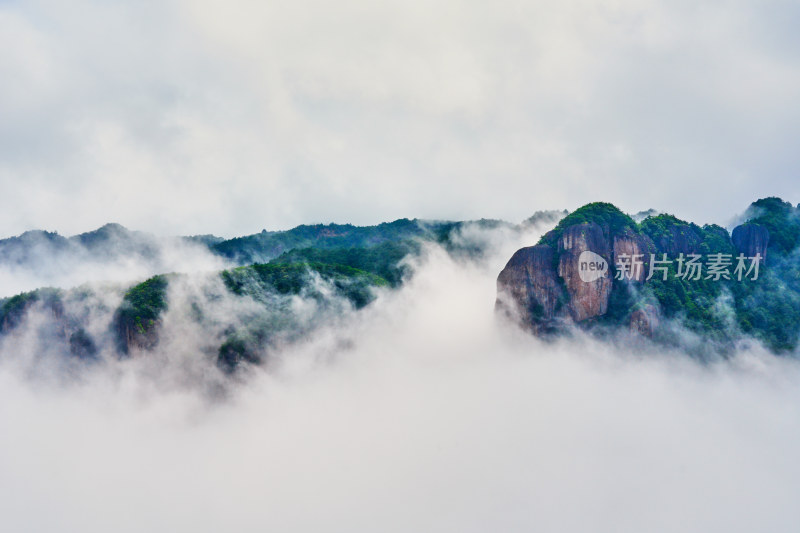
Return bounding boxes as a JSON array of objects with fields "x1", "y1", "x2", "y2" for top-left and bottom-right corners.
[{"x1": 1, "y1": 0, "x2": 798, "y2": 237}]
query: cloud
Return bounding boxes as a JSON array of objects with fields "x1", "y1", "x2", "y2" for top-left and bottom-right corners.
[
  {"x1": 0, "y1": 0, "x2": 799, "y2": 237},
  {"x1": 0, "y1": 222, "x2": 799, "y2": 532},
  {"x1": 0, "y1": 229, "x2": 230, "y2": 296}
]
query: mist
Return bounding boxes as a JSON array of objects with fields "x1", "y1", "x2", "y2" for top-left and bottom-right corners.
[
  {"x1": 0, "y1": 223, "x2": 799, "y2": 532},
  {"x1": 0, "y1": 229, "x2": 229, "y2": 297}
]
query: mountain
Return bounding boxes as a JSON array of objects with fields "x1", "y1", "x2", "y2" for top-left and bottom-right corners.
[
  {"x1": 0, "y1": 211, "x2": 565, "y2": 372},
  {"x1": 6, "y1": 198, "x2": 797, "y2": 373},
  {"x1": 0, "y1": 223, "x2": 163, "y2": 266},
  {"x1": 496, "y1": 198, "x2": 800, "y2": 355},
  {"x1": 0, "y1": 223, "x2": 224, "y2": 294},
  {"x1": 0, "y1": 214, "x2": 561, "y2": 279},
  {"x1": 210, "y1": 219, "x2": 427, "y2": 264}
]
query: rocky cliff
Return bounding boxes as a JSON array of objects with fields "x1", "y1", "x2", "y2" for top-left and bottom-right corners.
[
  {"x1": 732, "y1": 223, "x2": 769, "y2": 262},
  {"x1": 495, "y1": 244, "x2": 567, "y2": 333},
  {"x1": 496, "y1": 199, "x2": 798, "y2": 351},
  {"x1": 498, "y1": 203, "x2": 650, "y2": 333},
  {"x1": 556, "y1": 223, "x2": 613, "y2": 321}
]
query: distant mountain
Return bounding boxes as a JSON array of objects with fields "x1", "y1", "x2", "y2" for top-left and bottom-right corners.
[
  {"x1": 0, "y1": 223, "x2": 161, "y2": 265},
  {"x1": 0, "y1": 223, "x2": 228, "y2": 296},
  {"x1": 209, "y1": 219, "x2": 429, "y2": 265},
  {"x1": 0, "y1": 214, "x2": 568, "y2": 272}
]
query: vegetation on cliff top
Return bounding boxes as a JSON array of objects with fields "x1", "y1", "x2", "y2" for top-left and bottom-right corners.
[
  {"x1": 743, "y1": 197, "x2": 800, "y2": 256},
  {"x1": 114, "y1": 274, "x2": 170, "y2": 342},
  {"x1": 539, "y1": 202, "x2": 637, "y2": 246}
]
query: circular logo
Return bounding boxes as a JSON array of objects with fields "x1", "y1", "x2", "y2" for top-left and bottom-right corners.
[{"x1": 578, "y1": 251, "x2": 608, "y2": 282}]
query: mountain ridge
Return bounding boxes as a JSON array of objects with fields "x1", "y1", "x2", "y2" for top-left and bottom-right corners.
[{"x1": 1, "y1": 199, "x2": 798, "y2": 374}]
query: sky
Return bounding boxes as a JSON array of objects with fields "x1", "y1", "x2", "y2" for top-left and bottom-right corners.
[{"x1": 1, "y1": 0, "x2": 799, "y2": 237}]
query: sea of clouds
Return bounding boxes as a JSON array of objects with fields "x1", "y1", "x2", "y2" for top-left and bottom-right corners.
[{"x1": 0, "y1": 222, "x2": 799, "y2": 532}]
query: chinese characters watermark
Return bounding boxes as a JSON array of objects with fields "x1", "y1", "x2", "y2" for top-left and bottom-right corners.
[{"x1": 613, "y1": 253, "x2": 762, "y2": 281}]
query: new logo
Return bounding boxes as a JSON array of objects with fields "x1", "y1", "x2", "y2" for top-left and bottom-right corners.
[{"x1": 578, "y1": 251, "x2": 609, "y2": 282}]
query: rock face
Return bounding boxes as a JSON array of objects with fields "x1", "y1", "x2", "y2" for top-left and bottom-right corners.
[
  {"x1": 630, "y1": 305, "x2": 660, "y2": 336},
  {"x1": 612, "y1": 228, "x2": 653, "y2": 282},
  {"x1": 114, "y1": 316, "x2": 161, "y2": 355},
  {"x1": 495, "y1": 244, "x2": 567, "y2": 333},
  {"x1": 732, "y1": 223, "x2": 769, "y2": 262},
  {"x1": 557, "y1": 223, "x2": 613, "y2": 321},
  {"x1": 497, "y1": 211, "x2": 660, "y2": 335},
  {"x1": 498, "y1": 221, "x2": 639, "y2": 329}
]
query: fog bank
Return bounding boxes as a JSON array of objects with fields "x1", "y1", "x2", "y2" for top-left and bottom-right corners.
[{"x1": 0, "y1": 226, "x2": 799, "y2": 533}]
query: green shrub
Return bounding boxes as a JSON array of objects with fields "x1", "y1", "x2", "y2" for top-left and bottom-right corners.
[{"x1": 539, "y1": 202, "x2": 637, "y2": 246}]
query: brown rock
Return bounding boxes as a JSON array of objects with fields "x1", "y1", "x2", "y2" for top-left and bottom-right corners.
[
  {"x1": 612, "y1": 227, "x2": 653, "y2": 282},
  {"x1": 496, "y1": 244, "x2": 567, "y2": 332},
  {"x1": 557, "y1": 223, "x2": 613, "y2": 321},
  {"x1": 557, "y1": 222, "x2": 611, "y2": 257}
]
